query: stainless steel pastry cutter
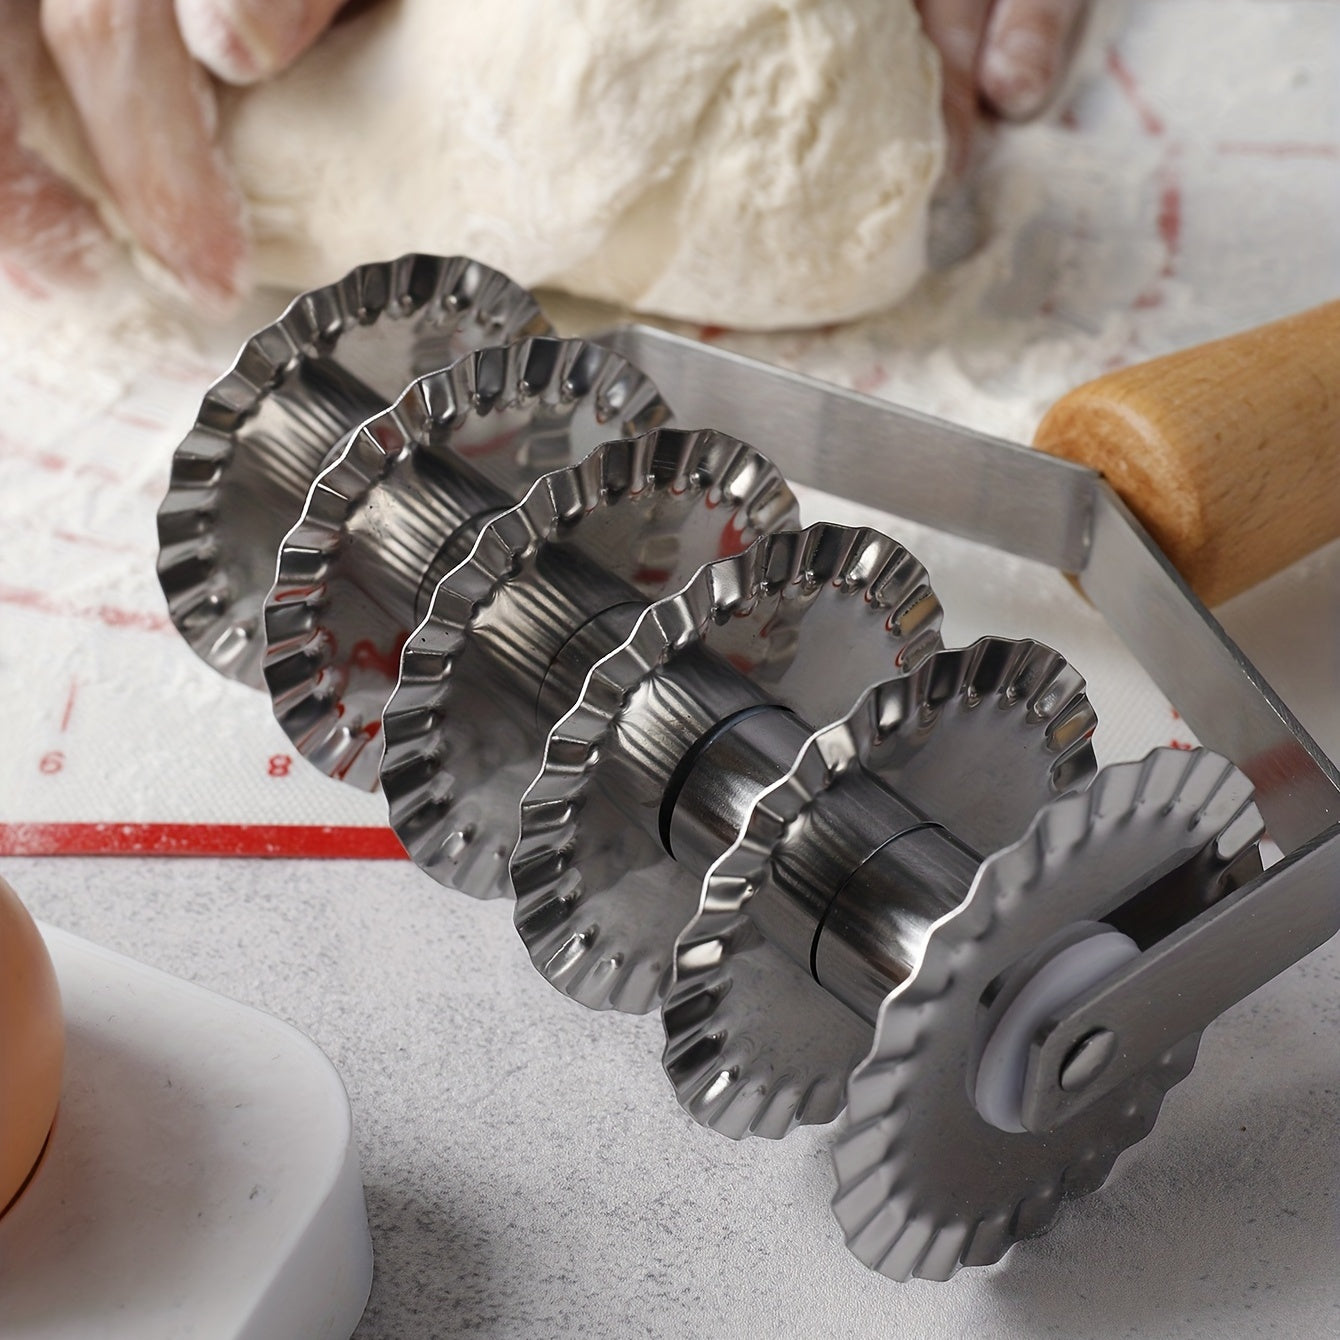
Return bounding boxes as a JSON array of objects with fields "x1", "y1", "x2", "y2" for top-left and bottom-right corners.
[{"x1": 157, "y1": 255, "x2": 1340, "y2": 1281}]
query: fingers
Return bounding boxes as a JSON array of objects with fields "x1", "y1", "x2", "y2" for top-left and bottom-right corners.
[
  {"x1": 916, "y1": 0, "x2": 995, "y2": 178},
  {"x1": 979, "y1": 0, "x2": 1087, "y2": 121},
  {"x1": 0, "y1": 80, "x2": 107, "y2": 284},
  {"x1": 174, "y1": 0, "x2": 350, "y2": 85},
  {"x1": 42, "y1": 0, "x2": 248, "y2": 309}
]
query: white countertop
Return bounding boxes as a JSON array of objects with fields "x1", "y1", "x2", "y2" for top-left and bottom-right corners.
[{"x1": 9, "y1": 854, "x2": 1337, "y2": 1339}]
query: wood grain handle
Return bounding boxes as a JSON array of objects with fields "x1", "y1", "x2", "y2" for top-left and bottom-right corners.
[{"x1": 1032, "y1": 301, "x2": 1340, "y2": 605}]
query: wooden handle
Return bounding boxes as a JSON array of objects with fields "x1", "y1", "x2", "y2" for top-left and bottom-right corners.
[{"x1": 1033, "y1": 301, "x2": 1340, "y2": 605}]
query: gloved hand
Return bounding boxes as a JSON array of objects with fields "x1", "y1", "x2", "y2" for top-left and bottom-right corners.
[
  {"x1": 918, "y1": 0, "x2": 1089, "y2": 173},
  {"x1": 0, "y1": 0, "x2": 348, "y2": 307}
]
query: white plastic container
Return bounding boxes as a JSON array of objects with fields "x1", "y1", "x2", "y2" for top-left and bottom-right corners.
[{"x1": 0, "y1": 927, "x2": 373, "y2": 1339}]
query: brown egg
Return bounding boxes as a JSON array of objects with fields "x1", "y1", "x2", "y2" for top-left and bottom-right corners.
[{"x1": 0, "y1": 876, "x2": 64, "y2": 1215}]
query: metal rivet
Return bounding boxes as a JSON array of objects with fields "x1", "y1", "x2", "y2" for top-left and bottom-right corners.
[{"x1": 1058, "y1": 1028, "x2": 1117, "y2": 1093}]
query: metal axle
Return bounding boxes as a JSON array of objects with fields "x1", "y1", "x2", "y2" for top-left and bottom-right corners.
[{"x1": 423, "y1": 482, "x2": 980, "y2": 1026}]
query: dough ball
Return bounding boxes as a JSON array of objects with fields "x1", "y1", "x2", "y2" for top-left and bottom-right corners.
[{"x1": 225, "y1": 0, "x2": 944, "y2": 329}]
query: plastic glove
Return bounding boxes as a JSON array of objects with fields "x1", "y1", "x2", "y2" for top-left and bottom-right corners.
[
  {"x1": 0, "y1": 0, "x2": 348, "y2": 307},
  {"x1": 918, "y1": 0, "x2": 1089, "y2": 174}
]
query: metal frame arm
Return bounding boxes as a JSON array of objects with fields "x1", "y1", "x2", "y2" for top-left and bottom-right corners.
[{"x1": 1022, "y1": 822, "x2": 1340, "y2": 1131}]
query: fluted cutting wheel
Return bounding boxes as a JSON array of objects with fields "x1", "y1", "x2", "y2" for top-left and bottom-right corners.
[
  {"x1": 830, "y1": 747, "x2": 1264, "y2": 1281},
  {"x1": 379, "y1": 428, "x2": 797, "y2": 898},
  {"x1": 262, "y1": 338, "x2": 672, "y2": 790},
  {"x1": 665, "y1": 638, "x2": 1098, "y2": 1140},
  {"x1": 157, "y1": 254, "x2": 551, "y2": 688},
  {"x1": 511, "y1": 523, "x2": 944, "y2": 1015}
]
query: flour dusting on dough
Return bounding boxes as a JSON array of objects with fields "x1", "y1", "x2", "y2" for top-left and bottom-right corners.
[{"x1": 218, "y1": 0, "x2": 945, "y2": 330}]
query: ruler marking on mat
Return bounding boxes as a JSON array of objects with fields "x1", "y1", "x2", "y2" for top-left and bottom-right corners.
[{"x1": 0, "y1": 822, "x2": 408, "y2": 859}]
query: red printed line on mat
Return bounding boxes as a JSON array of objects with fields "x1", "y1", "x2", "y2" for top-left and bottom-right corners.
[{"x1": 0, "y1": 822, "x2": 408, "y2": 859}]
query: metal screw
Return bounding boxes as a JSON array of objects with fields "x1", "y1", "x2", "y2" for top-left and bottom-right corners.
[{"x1": 1058, "y1": 1028, "x2": 1117, "y2": 1093}]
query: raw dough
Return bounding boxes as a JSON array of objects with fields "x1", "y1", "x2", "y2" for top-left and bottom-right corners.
[
  {"x1": 227, "y1": 0, "x2": 944, "y2": 328},
  {"x1": 24, "y1": 0, "x2": 945, "y2": 330}
]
